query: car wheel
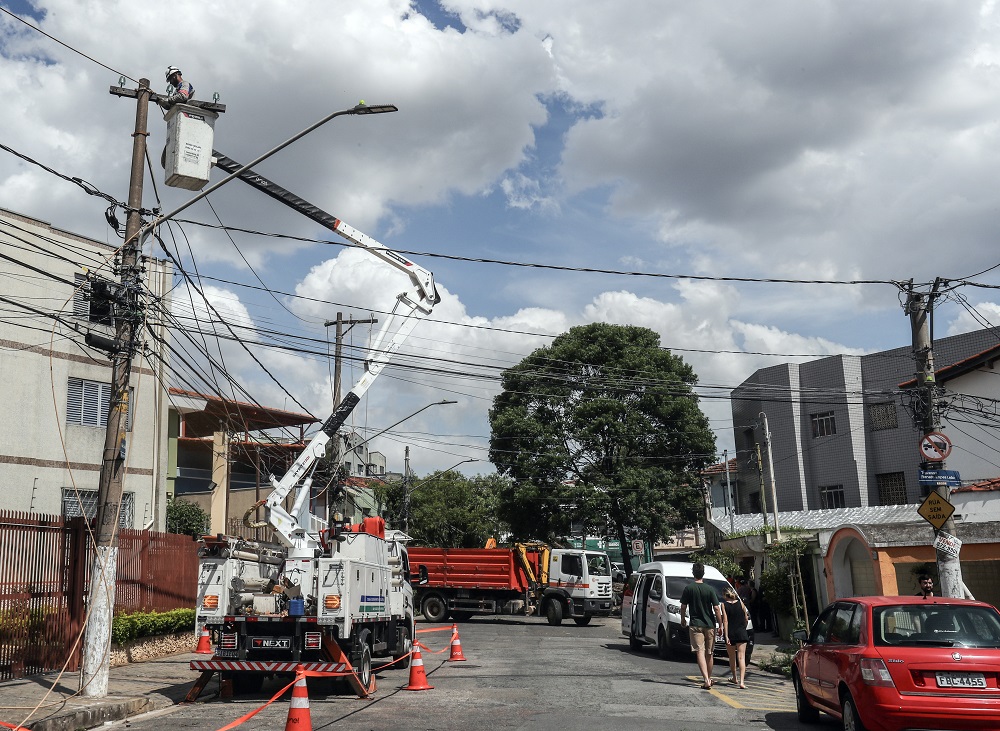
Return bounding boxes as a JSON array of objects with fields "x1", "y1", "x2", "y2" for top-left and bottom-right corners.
[
  {"x1": 573, "y1": 616, "x2": 592, "y2": 626},
  {"x1": 546, "y1": 599, "x2": 564, "y2": 626},
  {"x1": 841, "y1": 692, "x2": 867, "y2": 731},
  {"x1": 793, "y1": 671, "x2": 819, "y2": 723},
  {"x1": 422, "y1": 594, "x2": 449, "y2": 623},
  {"x1": 657, "y1": 625, "x2": 672, "y2": 660}
]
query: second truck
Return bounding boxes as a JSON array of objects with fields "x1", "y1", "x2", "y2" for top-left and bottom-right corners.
[{"x1": 408, "y1": 543, "x2": 615, "y2": 625}]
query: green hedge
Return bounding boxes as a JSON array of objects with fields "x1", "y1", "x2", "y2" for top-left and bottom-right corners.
[{"x1": 111, "y1": 608, "x2": 196, "y2": 645}]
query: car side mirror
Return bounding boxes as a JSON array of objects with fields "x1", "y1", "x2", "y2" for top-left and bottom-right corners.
[
  {"x1": 792, "y1": 629, "x2": 808, "y2": 644},
  {"x1": 418, "y1": 566, "x2": 428, "y2": 586}
]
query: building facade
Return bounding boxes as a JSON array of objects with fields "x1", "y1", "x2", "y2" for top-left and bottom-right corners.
[
  {"x1": 0, "y1": 208, "x2": 172, "y2": 529},
  {"x1": 730, "y1": 328, "x2": 1000, "y2": 514}
]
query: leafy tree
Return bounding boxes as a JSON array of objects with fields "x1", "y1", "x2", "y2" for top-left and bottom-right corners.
[
  {"x1": 375, "y1": 470, "x2": 511, "y2": 547},
  {"x1": 488, "y1": 323, "x2": 715, "y2": 570},
  {"x1": 165, "y1": 497, "x2": 209, "y2": 538}
]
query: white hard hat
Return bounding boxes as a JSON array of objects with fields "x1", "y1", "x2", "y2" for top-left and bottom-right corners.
[{"x1": 165, "y1": 66, "x2": 181, "y2": 80}]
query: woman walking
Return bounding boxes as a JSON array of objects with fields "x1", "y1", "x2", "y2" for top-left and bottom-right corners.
[{"x1": 723, "y1": 588, "x2": 750, "y2": 688}]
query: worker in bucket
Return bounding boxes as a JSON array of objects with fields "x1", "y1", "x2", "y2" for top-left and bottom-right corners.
[{"x1": 158, "y1": 66, "x2": 194, "y2": 109}]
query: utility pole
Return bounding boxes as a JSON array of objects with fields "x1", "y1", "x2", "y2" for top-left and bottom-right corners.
[
  {"x1": 82, "y1": 78, "x2": 151, "y2": 697},
  {"x1": 723, "y1": 449, "x2": 735, "y2": 535},
  {"x1": 754, "y1": 443, "x2": 769, "y2": 533},
  {"x1": 905, "y1": 278, "x2": 964, "y2": 598},
  {"x1": 759, "y1": 412, "x2": 781, "y2": 542},
  {"x1": 402, "y1": 446, "x2": 411, "y2": 532}
]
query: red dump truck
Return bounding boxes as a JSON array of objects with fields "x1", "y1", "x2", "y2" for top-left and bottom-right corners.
[{"x1": 408, "y1": 543, "x2": 614, "y2": 626}]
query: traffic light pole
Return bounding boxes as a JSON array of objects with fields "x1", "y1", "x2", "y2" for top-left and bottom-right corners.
[
  {"x1": 81, "y1": 78, "x2": 151, "y2": 697},
  {"x1": 905, "y1": 278, "x2": 964, "y2": 599}
]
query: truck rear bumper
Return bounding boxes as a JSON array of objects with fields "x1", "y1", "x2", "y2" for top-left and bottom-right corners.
[{"x1": 191, "y1": 659, "x2": 348, "y2": 674}]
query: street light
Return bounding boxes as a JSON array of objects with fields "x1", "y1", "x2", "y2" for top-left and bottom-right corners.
[
  {"x1": 350, "y1": 399, "x2": 456, "y2": 456},
  {"x1": 132, "y1": 102, "x2": 398, "y2": 245},
  {"x1": 403, "y1": 457, "x2": 480, "y2": 532}
]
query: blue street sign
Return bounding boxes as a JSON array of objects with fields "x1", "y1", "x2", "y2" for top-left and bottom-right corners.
[{"x1": 918, "y1": 469, "x2": 961, "y2": 487}]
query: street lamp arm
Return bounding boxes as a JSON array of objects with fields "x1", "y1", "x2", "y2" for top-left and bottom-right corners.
[{"x1": 349, "y1": 399, "x2": 457, "y2": 455}]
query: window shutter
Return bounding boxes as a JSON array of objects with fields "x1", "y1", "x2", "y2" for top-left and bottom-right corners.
[
  {"x1": 72, "y1": 274, "x2": 90, "y2": 318},
  {"x1": 66, "y1": 378, "x2": 84, "y2": 425}
]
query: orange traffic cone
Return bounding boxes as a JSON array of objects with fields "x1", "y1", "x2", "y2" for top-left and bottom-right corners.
[
  {"x1": 403, "y1": 641, "x2": 434, "y2": 691},
  {"x1": 448, "y1": 623, "x2": 467, "y2": 662},
  {"x1": 284, "y1": 666, "x2": 312, "y2": 731},
  {"x1": 194, "y1": 627, "x2": 213, "y2": 654}
]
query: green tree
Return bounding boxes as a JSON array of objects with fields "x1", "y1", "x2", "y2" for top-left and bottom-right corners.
[
  {"x1": 165, "y1": 497, "x2": 209, "y2": 538},
  {"x1": 488, "y1": 323, "x2": 715, "y2": 569},
  {"x1": 375, "y1": 470, "x2": 511, "y2": 547}
]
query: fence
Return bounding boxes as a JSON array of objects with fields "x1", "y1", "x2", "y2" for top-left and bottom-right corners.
[{"x1": 0, "y1": 511, "x2": 198, "y2": 681}]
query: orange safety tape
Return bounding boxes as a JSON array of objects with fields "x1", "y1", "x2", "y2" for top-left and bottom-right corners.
[
  {"x1": 0, "y1": 722, "x2": 28, "y2": 730},
  {"x1": 418, "y1": 639, "x2": 450, "y2": 655},
  {"x1": 212, "y1": 675, "x2": 297, "y2": 731},
  {"x1": 415, "y1": 626, "x2": 454, "y2": 633}
]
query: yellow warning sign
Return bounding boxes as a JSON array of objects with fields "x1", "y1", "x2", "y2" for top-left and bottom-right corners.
[{"x1": 918, "y1": 491, "x2": 955, "y2": 530}]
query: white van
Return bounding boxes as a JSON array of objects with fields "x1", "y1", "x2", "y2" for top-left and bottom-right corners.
[{"x1": 621, "y1": 561, "x2": 754, "y2": 661}]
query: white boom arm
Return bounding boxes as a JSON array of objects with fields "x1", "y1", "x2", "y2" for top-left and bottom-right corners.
[{"x1": 217, "y1": 152, "x2": 440, "y2": 556}]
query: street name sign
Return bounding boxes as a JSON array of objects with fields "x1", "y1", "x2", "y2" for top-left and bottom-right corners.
[
  {"x1": 918, "y1": 491, "x2": 955, "y2": 530},
  {"x1": 918, "y1": 469, "x2": 961, "y2": 487},
  {"x1": 933, "y1": 532, "x2": 962, "y2": 559}
]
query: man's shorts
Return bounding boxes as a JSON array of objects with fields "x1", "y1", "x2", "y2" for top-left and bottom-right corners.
[{"x1": 689, "y1": 625, "x2": 715, "y2": 654}]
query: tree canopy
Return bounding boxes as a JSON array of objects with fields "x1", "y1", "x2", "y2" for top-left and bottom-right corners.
[{"x1": 488, "y1": 323, "x2": 715, "y2": 568}]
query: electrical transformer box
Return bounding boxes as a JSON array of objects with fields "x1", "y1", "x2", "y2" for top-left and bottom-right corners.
[{"x1": 164, "y1": 103, "x2": 218, "y2": 190}]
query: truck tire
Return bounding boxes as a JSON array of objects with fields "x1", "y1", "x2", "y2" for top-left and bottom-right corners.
[
  {"x1": 393, "y1": 622, "x2": 412, "y2": 669},
  {"x1": 422, "y1": 594, "x2": 449, "y2": 623},
  {"x1": 573, "y1": 616, "x2": 592, "y2": 626},
  {"x1": 353, "y1": 629, "x2": 373, "y2": 691},
  {"x1": 546, "y1": 599, "x2": 564, "y2": 626}
]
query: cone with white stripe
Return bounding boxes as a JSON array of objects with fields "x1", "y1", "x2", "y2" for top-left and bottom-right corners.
[
  {"x1": 284, "y1": 665, "x2": 312, "y2": 731},
  {"x1": 448, "y1": 623, "x2": 467, "y2": 662},
  {"x1": 403, "y1": 641, "x2": 433, "y2": 691}
]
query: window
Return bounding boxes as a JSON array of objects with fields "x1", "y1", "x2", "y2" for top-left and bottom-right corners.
[
  {"x1": 819, "y1": 484, "x2": 846, "y2": 509},
  {"x1": 811, "y1": 411, "x2": 837, "y2": 438},
  {"x1": 876, "y1": 472, "x2": 908, "y2": 506},
  {"x1": 66, "y1": 378, "x2": 132, "y2": 430},
  {"x1": 561, "y1": 553, "x2": 583, "y2": 577},
  {"x1": 869, "y1": 402, "x2": 898, "y2": 431},
  {"x1": 62, "y1": 488, "x2": 133, "y2": 528},
  {"x1": 648, "y1": 575, "x2": 662, "y2": 601},
  {"x1": 73, "y1": 274, "x2": 114, "y2": 326}
]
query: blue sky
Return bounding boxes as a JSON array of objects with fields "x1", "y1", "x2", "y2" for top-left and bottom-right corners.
[{"x1": 3, "y1": 0, "x2": 1000, "y2": 477}]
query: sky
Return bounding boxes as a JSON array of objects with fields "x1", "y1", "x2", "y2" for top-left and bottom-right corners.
[{"x1": 3, "y1": 0, "x2": 1000, "y2": 478}]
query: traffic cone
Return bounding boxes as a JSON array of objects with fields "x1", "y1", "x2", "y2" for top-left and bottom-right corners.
[
  {"x1": 403, "y1": 641, "x2": 433, "y2": 691},
  {"x1": 284, "y1": 666, "x2": 312, "y2": 731},
  {"x1": 194, "y1": 627, "x2": 213, "y2": 654},
  {"x1": 448, "y1": 623, "x2": 467, "y2": 662}
]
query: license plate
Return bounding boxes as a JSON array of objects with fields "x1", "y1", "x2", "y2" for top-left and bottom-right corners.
[
  {"x1": 936, "y1": 672, "x2": 986, "y2": 688},
  {"x1": 251, "y1": 637, "x2": 290, "y2": 649}
]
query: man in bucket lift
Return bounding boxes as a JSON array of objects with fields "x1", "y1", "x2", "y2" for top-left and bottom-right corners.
[{"x1": 158, "y1": 66, "x2": 194, "y2": 109}]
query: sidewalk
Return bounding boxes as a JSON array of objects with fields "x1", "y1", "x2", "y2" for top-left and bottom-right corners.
[
  {"x1": 0, "y1": 654, "x2": 202, "y2": 731},
  {"x1": 748, "y1": 629, "x2": 795, "y2": 667}
]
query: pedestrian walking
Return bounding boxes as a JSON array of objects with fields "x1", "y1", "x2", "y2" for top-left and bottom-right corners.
[
  {"x1": 680, "y1": 562, "x2": 724, "y2": 689},
  {"x1": 723, "y1": 588, "x2": 750, "y2": 688}
]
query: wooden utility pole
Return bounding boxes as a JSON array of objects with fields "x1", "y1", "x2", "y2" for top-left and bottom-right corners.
[
  {"x1": 82, "y1": 78, "x2": 151, "y2": 697},
  {"x1": 905, "y1": 278, "x2": 964, "y2": 598},
  {"x1": 324, "y1": 313, "x2": 378, "y2": 409}
]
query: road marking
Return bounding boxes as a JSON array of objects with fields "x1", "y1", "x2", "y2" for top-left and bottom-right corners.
[{"x1": 686, "y1": 674, "x2": 797, "y2": 711}]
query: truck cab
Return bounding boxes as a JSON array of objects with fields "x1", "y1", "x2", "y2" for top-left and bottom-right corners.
[{"x1": 542, "y1": 549, "x2": 614, "y2": 626}]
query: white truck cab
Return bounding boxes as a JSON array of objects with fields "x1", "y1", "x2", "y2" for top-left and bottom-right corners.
[{"x1": 621, "y1": 561, "x2": 754, "y2": 661}]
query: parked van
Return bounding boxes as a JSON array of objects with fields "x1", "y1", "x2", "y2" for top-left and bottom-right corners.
[{"x1": 621, "y1": 561, "x2": 754, "y2": 661}]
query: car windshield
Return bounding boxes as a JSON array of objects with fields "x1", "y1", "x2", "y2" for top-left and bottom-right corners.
[{"x1": 874, "y1": 604, "x2": 1000, "y2": 648}]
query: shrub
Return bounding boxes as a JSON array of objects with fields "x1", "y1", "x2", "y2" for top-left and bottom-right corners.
[
  {"x1": 111, "y1": 608, "x2": 195, "y2": 645},
  {"x1": 757, "y1": 646, "x2": 796, "y2": 677}
]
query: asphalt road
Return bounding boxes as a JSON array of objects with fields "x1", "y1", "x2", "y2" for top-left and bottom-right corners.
[{"x1": 106, "y1": 616, "x2": 841, "y2": 731}]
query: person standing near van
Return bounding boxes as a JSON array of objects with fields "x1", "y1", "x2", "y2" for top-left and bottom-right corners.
[
  {"x1": 680, "y1": 563, "x2": 724, "y2": 689},
  {"x1": 723, "y1": 588, "x2": 750, "y2": 688}
]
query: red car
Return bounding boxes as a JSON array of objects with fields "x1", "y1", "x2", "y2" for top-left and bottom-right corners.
[{"x1": 792, "y1": 596, "x2": 1000, "y2": 731}]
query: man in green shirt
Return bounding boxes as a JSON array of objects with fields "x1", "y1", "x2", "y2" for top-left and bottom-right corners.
[{"x1": 680, "y1": 562, "x2": 724, "y2": 689}]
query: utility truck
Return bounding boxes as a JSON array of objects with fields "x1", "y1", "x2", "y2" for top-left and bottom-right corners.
[
  {"x1": 189, "y1": 144, "x2": 437, "y2": 697},
  {"x1": 408, "y1": 543, "x2": 615, "y2": 626}
]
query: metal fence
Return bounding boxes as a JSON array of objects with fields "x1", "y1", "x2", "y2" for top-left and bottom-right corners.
[{"x1": 0, "y1": 511, "x2": 198, "y2": 681}]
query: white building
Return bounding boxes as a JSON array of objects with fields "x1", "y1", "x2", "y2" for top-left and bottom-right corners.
[{"x1": 0, "y1": 208, "x2": 172, "y2": 529}]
